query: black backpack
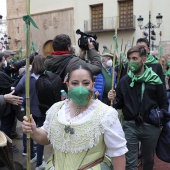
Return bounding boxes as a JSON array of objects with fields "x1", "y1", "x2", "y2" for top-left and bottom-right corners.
[{"x1": 36, "y1": 56, "x2": 72, "y2": 115}]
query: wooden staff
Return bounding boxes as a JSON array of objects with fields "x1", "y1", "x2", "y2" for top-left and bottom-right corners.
[
  {"x1": 25, "y1": 0, "x2": 31, "y2": 169},
  {"x1": 159, "y1": 31, "x2": 163, "y2": 67},
  {"x1": 111, "y1": 17, "x2": 118, "y2": 107},
  {"x1": 126, "y1": 37, "x2": 134, "y2": 74},
  {"x1": 117, "y1": 39, "x2": 123, "y2": 84},
  {"x1": 124, "y1": 44, "x2": 127, "y2": 56},
  {"x1": 110, "y1": 44, "x2": 112, "y2": 53},
  {"x1": 131, "y1": 37, "x2": 135, "y2": 47}
]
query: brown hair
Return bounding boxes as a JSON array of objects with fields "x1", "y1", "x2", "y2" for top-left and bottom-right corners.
[
  {"x1": 127, "y1": 45, "x2": 147, "y2": 59},
  {"x1": 31, "y1": 55, "x2": 45, "y2": 75},
  {"x1": 66, "y1": 65, "x2": 94, "y2": 82}
]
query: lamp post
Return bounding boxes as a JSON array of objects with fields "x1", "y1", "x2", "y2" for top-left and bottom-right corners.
[
  {"x1": 0, "y1": 14, "x2": 11, "y2": 50},
  {"x1": 0, "y1": 33, "x2": 11, "y2": 50},
  {"x1": 0, "y1": 14, "x2": 3, "y2": 24},
  {"x1": 137, "y1": 11, "x2": 163, "y2": 49}
]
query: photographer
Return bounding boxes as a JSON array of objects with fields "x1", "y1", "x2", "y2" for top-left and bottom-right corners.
[{"x1": 44, "y1": 33, "x2": 102, "y2": 80}]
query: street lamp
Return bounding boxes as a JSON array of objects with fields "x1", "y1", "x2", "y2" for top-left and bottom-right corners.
[
  {"x1": 0, "y1": 14, "x2": 2, "y2": 24},
  {"x1": 137, "y1": 11, "x2": 163, "y2": 48},
  {"x1": 0, "y1": 33, "x2": 11, "y2": 50}
]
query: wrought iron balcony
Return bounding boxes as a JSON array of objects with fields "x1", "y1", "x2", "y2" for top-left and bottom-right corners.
[{"x1": 84, "y1": 16, "x2": 136, "y2": 33}]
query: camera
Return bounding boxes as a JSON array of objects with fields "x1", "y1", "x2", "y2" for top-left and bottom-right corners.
[{"x1": 76, "y1": 29, "x2": 99, "y2": 51}]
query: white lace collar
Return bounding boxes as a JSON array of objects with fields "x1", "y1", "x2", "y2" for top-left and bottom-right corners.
[{"x1": 63, "y1": 99, "x2": 98, "y2": 122}]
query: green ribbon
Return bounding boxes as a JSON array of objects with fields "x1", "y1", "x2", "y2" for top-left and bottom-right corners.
[
  {"x1": 113, "y1": 35, "x2": 118, "y2": 52},
  {"x1": 18, "y1": 46, "x2": 22, "y2": 59},
  {"x1": 31, "y1": 41, "x2": 37, "y2": 52},
  {"x1": 128, "y1": 65, "x2": 162, "y2": 88},
  {"x1": 23, "y1": 15, "x2": 39, "y2": 33},
  {"x1": 145, "y1": 53, "x2": 158, "y2": 65}
]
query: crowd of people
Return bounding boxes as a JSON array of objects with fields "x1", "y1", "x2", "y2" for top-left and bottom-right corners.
[{"x1": 0, "y1": 33, "x2": 170, "y2": 170}]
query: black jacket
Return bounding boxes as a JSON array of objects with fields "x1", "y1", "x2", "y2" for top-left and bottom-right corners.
[
  {"x1": 0, "y1": 68, "x2": 13, "y2": 118},
  {"x1": 114, "y1": 75, "x2": 168, "y2": 124}
]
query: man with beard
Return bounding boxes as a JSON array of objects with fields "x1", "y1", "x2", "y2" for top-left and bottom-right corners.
[
  {"x1": 108, "y1": 46, "x2": 168, "y2": 170},
  {"x1": 136, "y1": 38, "x2": 165, "y2": 85},
  {"x1": 121, "y1": 38, "x2": 165, "y2": 86}
]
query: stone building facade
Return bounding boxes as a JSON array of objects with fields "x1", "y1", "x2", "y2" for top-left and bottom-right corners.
[
  {"x1": 6, "y1": 0, "x2": 27, "y2": 54},
  {"x1": 6, "y1": 0, "x2": 170, "y2": 58}
]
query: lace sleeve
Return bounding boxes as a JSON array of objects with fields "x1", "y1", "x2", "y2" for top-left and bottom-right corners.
[
  {"x1": 102, "y1": 107, "x2": 128, "y2": 157},
  {"x1": 101, "y1": 106, "x2": 118, "y2": 130},
  {"x1": 41, "y1": 103, "x2": 60, "y2": 133}
]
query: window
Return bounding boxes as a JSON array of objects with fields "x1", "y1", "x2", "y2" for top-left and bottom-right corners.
[
  {"x1": 91, "y1": 4, "x2": 103, "y2": 31},
  {"x1": 119, "y1": 0, "x2": 133, "y2": 28}
]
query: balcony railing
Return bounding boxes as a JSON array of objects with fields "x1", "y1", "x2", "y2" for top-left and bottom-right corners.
[{"x1": 84, "y1": 15, "x2": 136, "y2": 33}]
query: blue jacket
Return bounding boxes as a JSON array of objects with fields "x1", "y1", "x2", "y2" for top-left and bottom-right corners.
[
  {"x1": 15, "y1": 73, "x2": 44, "y2": 117},
  {"x1": 94, "y1": 66, "x2": 117, "y2": 101}
]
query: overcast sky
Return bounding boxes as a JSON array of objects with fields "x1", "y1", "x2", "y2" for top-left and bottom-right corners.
[
  {"x1": 0, "y1": 0, "x2": 6, "y2": 19},
  {"x1": 0, "y1": 0, "x2": 6, "y2": 36}
]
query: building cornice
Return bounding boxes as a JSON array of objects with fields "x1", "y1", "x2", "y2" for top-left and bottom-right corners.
[
  {"x1": 31, "y1": 7, "x2": 73, "y2": 16},
  {"x1": 6, "y1": 7, "x2": 74, "y2": 20}
]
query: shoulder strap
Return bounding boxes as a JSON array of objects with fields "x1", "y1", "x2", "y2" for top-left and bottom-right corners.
[{"x1": 55, "y1": 56, "x2": 73, "y2": 76}]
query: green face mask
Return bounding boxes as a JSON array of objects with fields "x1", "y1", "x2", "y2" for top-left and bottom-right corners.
[
  {"x1": 68, "y1": 86, "x2": 91, "y2": 106},
  {"x1": 129, "y1": 61, "x2": 141, "y2": 73}
]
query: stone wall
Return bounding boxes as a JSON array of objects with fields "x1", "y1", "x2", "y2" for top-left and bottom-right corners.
[
  {"x1": 6, "y1": 0, "x2": 75, "y2": 56},
  {"x1": 31, "y1": 8, "x2": 75, "y2": 55},
  {"x1": 6, "y1": 0, "x2": 26, "y2": 54}
]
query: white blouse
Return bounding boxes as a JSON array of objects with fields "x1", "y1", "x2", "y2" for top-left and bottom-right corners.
[{"x1": 41, "y1": 99, "x2": 128, "y2": 157}]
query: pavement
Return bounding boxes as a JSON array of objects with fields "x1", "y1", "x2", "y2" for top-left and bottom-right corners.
[
  {"x1": 138, "y1": 155, "x2": 170, "y2": 170},
  {"x1": 0, "y1": 121, "x2": 52, "y2": 170},
  {"x1": 1, "y1": 121, "x2": 170, "y2": 170}
]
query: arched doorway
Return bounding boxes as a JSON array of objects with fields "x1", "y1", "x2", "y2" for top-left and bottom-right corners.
[{"x1": 43, "y1": 40, "x2": 53, "y2": 57}]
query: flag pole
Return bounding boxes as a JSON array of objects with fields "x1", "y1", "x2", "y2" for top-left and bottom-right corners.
[
  {"x1": 25, "y1": 0, "x2": 31, "y2": 169},
  {"x1": 117, "y1": 39, "x2": 123, "y2": 84},
  {"x1": 126, "y1": 37, "x2": 134, "y2": 74},
  {"x1": 111, "y1": 16, "x2": 118, "y2": 107}
]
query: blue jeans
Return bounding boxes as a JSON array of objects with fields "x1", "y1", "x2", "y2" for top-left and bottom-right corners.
[
  {"x1": 23, "y1": 116, "x2": 45, "y2": 166},
  {"x1": 123, "y1": 121, "x2": 161, "y2": 170}
]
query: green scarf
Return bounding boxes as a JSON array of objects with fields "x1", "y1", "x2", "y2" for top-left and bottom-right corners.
[
  {"x1": 128, "y1": 66, "x2": 162, "y2": 100},
  {"x1": 145, "y1": 53, "x2": 158, "y2": 65},
  {"x1": 128, "y1": 66, "x2": 162, "y2": 87}
]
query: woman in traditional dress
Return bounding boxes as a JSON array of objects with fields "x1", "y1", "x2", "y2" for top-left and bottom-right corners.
[{"x1": 22, "y1": 65, "x2": 128, "y2": 170}]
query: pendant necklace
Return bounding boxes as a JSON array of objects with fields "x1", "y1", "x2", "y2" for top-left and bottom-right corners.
[{"x1": 74, "y1": 106, "x2": 83, "y2": 116}]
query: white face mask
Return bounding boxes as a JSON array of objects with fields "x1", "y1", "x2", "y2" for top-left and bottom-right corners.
[{"x1": 106, "y1": 59, "x2": 112, "y2": 67}]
